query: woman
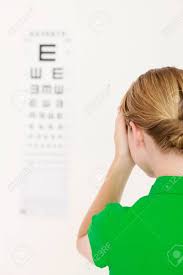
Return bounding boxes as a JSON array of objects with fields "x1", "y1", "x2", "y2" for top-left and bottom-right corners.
[{"x1": 76, "y1": 66, "x2": 183, "y2": 275}]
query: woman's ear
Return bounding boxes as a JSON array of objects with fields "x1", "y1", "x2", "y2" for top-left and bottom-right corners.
[
  {"x1": 129, "y1": 121, "x2": 133, "y2": 130},
  {"x1": 129, "y1": 121, "x2": 144, "y2": 147}
]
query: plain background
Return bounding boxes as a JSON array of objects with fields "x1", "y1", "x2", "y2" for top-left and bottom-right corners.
[{"x1": 0, "y1": 0, "x2": 182, "y2": 274}]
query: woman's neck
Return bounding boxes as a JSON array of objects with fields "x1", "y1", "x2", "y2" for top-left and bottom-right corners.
[{"x1": 152, "y1": 151, "x2": 183, "y2": 177}]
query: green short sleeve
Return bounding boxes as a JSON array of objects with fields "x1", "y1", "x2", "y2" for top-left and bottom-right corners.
[{"x1": 87, "y1": 202, "x2": 129, "y2": 268}]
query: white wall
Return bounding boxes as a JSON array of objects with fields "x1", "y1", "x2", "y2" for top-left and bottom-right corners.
[{"x1": 0, "y1": 0, "x2": 182, "y2": 274}]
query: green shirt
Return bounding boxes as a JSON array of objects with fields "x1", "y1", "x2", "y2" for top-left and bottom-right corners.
[{"x1": 87, "y1": 175, "x2": 183, "y2": 275}]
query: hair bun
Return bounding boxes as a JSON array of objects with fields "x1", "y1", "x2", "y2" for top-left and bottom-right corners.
[
  {"x1": 170, "y1": 135, "x2": 183, "y2": 149},
  {"x1": 169, "y1": 120, "x2": 183, "y2": 149},
  {"x1": 178, "y1": 89, "x2": 183, "y2": 120}
]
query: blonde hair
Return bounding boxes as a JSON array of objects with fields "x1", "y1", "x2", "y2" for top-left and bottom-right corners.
[{"x1": 119, "y1": 66, "x2": 183, "y2": 154}]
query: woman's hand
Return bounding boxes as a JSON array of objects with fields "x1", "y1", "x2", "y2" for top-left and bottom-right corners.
[
  {"x1": 114, "y1": 107, "x2": 135, "y2": 168},
  {"x1": 76, "y1": 105, "x2": 135, "y2": 255}
]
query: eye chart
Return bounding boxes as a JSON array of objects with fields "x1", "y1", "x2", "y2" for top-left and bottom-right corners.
[{"x1": 17, "y1": 30, "x2": 74, "y2": 216}]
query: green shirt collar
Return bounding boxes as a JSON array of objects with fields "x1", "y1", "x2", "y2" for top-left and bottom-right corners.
[{"x1": 149, "y1": 175, "x2": 183, "y2": 195}]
